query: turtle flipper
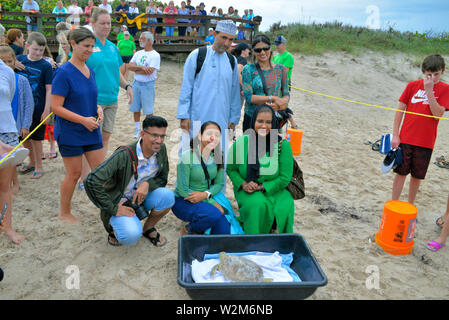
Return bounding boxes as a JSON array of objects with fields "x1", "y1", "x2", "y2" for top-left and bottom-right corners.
[{"x1": 210, "y1": 264, "x2": 220, "y2": 278}]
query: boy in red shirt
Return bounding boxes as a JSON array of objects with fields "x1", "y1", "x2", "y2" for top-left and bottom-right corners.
[{"x1": 391, "y1": 54, "x2": 449, "y2": 204}]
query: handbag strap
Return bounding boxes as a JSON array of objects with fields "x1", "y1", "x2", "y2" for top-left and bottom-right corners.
[
  {"x1": 255, "y1": 63, "x2": 269, "y2": 96},
  {"x1": 194, "y1": 148, "x2": 211, "y2": 189},
  {"x1": 116, "y1": 145, "x2": 138, "y2": 182}
]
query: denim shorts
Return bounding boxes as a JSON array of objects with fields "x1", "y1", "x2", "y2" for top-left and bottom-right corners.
[
  {"x1": 0, "y1": 132, "x2": 19, "y2": 147},
  {"x1": 58, "y1": 143, "x2": 103, "y2": 158},
  {"x1": 27, "y1": 24, "x2": 38, "y2": 31},
  {"x1": 129, "y1": 80, "x2": 155, "y2": 115}
]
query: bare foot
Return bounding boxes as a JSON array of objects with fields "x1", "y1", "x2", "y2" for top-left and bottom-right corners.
[
  {"x1": 11, "y1": 184, "x2": 19, "y2": 198},
  {"x1": 58, "y1": 213, "x2": 79, "y2": 224},
  {"x1": 4, "y1": 229, "x2": 25, "y2": 244},
  {"x1": 180, "y1": 224, "x2": 188, "y2": 236}
]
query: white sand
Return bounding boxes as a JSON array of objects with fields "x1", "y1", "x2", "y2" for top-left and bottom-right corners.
[{"x1": 1, "y1": 51, "x2": 449, "y2": 299}]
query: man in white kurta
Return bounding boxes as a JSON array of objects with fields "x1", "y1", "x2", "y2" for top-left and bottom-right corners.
[{"x1": 177, "y1": 20, "x2": 241, "y2": 157}]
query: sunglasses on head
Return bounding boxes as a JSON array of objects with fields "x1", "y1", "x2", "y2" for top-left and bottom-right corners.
[{"x1": 253, "y1": 45, "x2": 271, "y2": 53}]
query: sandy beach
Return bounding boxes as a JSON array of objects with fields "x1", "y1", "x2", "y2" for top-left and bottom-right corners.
[{"x1": 1, "y1": 50, "x2": 449, "y2": 299}]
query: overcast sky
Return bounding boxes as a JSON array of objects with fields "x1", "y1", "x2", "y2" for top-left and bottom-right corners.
[{"x1": 198, "y1": 0, "x2": 449, "y2": 35}]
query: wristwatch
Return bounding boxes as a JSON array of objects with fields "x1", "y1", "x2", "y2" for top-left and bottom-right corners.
[
  {"x1": 125, "y1": 84, "x2": 132, "y2": 90},
  {"x1": 205, "y1": 191, "x2": 212, "y2": 199},
  {"x1": 268, "y1": 95, "x2": 273, "y2": 104}
]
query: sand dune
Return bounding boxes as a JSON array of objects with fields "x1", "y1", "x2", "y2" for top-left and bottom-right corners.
[{"x1": 1, "y1": 50, "x2": 448, "y2": 299}]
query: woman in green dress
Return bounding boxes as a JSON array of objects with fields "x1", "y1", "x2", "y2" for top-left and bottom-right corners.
[{"x1": 227, "y1": 105, "x2": 294, "y2": 234}]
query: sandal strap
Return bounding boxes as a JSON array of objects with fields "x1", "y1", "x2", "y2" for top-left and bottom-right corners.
[
  {"x1": 143, "y1": 227, "x2": 159, "y2": 244},
  {"x1": 143, "y1": 227, "x2": 157, "y2": 237}
]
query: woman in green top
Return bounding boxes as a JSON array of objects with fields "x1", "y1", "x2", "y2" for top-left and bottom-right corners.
[
  {"x1": 242, "y1": 34, "x2": 290, "y2": 132},
  {"x1": 172, "y1": 121, "x2": 231, "y2": 235},
  {"x1": 117, "y1": 31, "x2": 136, "y2": 80},
  {"x1": 227, "y1": 105, "x2": 294, "y2": 234}
]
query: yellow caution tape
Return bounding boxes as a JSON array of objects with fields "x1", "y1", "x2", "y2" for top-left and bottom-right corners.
[
  {"x1": 290, "y1": 85, "x2": 449, "y2": 121},
  {"x1": 0, "y1": 112, "x2": 53, "y2": 166}
]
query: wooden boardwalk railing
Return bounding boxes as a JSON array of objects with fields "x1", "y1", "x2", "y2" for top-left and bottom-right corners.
[{"x1": 0, "y1": 11, "x2": 260, "y2": 54}]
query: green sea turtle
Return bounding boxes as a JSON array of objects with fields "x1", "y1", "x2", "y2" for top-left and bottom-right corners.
[{"x1": 210, "y1": 252, "x2": 273, "y2": 282}]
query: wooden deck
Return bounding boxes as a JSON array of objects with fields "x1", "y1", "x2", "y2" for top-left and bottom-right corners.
[{"x1": 0, "y1": 11, "x2": 259, "y2": 54}]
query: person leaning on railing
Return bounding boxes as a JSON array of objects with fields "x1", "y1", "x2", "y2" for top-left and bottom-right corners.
[
  {"x1": 177, "y1": 1, "x2": 190, "y2": 38},
  {"x1": 22, "y1": 0, "x2": 40, "y2": 34},
  {"x1": 52, "y1": 1, "x2": 68, "y2": 23}
]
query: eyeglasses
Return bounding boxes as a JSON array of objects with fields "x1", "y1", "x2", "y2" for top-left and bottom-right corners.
[
  {"x1": 253, "y1": 46, "x2": 271, "y2": 53},
  {"x1": 143, "y1": 130, "x2": 168, "y2": 140}
]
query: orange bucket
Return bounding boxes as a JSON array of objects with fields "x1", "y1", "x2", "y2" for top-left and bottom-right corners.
[
  {"x1": 286, "y1": 128, "x2": 303, "y2": 156},
  {"x1": 376, "y1": 200, "x2": 417, "y2": 256}
]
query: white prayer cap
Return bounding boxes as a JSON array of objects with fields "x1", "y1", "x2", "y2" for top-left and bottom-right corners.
[{"x1": 215, "y1": 20, "x2": 237, "y2": 35}]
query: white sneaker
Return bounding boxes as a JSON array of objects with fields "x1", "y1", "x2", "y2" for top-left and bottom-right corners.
[{"x1": 133, "y1": 128, "x2": 140, "y2": 139}]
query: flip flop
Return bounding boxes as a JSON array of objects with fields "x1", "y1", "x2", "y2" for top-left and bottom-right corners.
[
  {"x1": 434, "y1": 161, "x2": 449, "y2": 169},
  {"x1": 0, "y1": 203, "x2": 7, "y2": 225},
  {"x1": 371, "y1": 139, "x2": 381, "y2": 152},
  {"x1": 18, "y1": 164, "x2": 35, "y2": 174},
  {"x1": 31, "y1": 171, "x2": 44, "y2": 179},
  {"x1": 436, "y1": 216, "x2": 446, "y2": 228},
  {"x1": 107, "y1": 233, "x2": 122, "y2": 247},
  {"x1": 47, "y1": 152, "x2": 58, "y2": 159},
  {"x1": 426, "y1": 240, "x2": 445, "y2": 252},
  {"x1": 142, "y1": 227, "x2": 167, "y2": 247}
]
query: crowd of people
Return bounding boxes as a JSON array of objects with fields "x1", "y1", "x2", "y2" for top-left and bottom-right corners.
[
  {"x1": 15, "y1": 0, "x2": 256, "y2": 41},
  {"x1": 0, "y1": 5, "x2": 448, "y2": 258}
]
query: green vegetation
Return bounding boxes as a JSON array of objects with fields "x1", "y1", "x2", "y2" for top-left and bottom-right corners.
[{"x1": 267, "y1": 21, "x2": 449, "y2": 57}]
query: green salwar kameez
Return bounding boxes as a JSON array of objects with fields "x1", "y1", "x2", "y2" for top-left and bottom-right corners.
[{"x1": 226, "y1": 135, "x2": 294, "y2": 234}]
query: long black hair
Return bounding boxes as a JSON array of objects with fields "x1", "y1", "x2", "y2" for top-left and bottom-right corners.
[{"x1": 189, "y1": 121, "x2": 224, "y2": 171}]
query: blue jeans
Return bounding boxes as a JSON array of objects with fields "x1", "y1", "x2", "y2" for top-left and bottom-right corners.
[
  {"x1": 165, "y1": 26, "x2": 174, "y2": 37},
  {"x1": 109, "y1": 188, "x2": 175, "y2": 245},
  {"x1": 172, "y1": 197, "x2": 230, "y2": 234}
]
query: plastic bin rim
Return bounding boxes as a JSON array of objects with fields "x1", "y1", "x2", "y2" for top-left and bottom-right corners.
[
  {"x1": 177, "y1": 278, "x2": 328, "y2": 289},
  {"x1": 177, "y1": 233, "x2": 328, "y2": 288}
]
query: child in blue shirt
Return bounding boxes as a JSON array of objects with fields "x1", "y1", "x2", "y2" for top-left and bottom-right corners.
[
  {"x1": 16, "y1": 32, "x2": 53, "y2": 179},
  {"x1": 204, "y1": 28, "x2": 215, "y2": 45}
]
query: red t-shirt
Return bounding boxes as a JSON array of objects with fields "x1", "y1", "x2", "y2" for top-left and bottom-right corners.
[
  {"x1": 164, "y1": 6, "x2": 178, "y2": 24},
  {"x1": 399, "y1": 79, "x2": 449, "y2": 149}
]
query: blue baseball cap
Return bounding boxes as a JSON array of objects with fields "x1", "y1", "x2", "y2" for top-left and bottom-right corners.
[{"x1": 274, "y1": 35, "x2": 287, "y2": 45}]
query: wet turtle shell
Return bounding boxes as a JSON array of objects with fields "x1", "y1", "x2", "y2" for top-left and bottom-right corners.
[{"x1": 210, "y1": 252, "x2": 271, "y2": 282}]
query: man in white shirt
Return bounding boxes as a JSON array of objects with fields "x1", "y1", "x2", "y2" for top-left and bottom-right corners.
[
  {"x1": 98, "y1": 0, "x2": 112, "y2": 14},
  {"x1": 128, "y1": 32, "x2": 161, "y2": 138}
]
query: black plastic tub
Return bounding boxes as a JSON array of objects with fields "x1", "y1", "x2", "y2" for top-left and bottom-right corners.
[{"x1": 177, "y1": 233, "x2": 327, "y2": 300}]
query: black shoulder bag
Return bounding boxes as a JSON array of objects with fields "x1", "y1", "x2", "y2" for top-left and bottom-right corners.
[{"x1": 278, "y1": 142, "x2": 305, "y2": 200}]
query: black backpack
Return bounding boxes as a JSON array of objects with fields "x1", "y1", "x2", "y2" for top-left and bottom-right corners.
[{"x1": 195, "y1": 46, "x2": 235, "y2": 77}]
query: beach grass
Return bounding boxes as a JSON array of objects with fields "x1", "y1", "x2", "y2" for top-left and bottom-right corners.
[{"x1": 267, "y1": 21, "x2": 449, "y2": 57}]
